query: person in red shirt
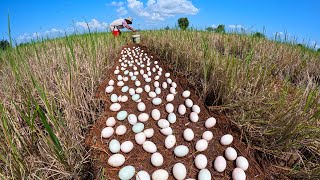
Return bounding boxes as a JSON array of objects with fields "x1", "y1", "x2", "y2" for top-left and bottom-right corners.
[{"x1": 109, "y1": 17, "x2": 136, "y2": 36}]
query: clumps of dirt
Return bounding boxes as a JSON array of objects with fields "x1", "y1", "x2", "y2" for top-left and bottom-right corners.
[{"x1": 85, "y1": 44, "x2": 266, "y2": 179}]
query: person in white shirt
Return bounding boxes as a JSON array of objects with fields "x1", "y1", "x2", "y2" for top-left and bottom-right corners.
[{"x1": 109, "y1": 17, "x2": 137, "y2": 36}]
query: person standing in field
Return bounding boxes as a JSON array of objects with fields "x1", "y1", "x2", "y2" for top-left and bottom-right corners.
[{"x1": 109, "y1": 17, "x2": 137, "y2": 37}]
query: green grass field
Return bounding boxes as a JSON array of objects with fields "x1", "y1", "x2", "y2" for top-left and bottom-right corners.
[{"x1": 0, "y1": 30, "x2": 319, "y2": 179}]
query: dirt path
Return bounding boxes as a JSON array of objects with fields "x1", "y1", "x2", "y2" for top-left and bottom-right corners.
[{"x1": 85, "y1": 44, "x2": 266, "y2": 179}]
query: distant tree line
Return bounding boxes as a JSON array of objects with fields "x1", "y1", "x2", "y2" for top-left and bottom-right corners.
[{"x1": 1, "y1": 40, "x2": 10, "y2": 50}]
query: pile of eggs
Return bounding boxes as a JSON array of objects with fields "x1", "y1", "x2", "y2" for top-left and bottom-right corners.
[{"x1": 101, "y1": 46, "x2": 249, "y2": 180}]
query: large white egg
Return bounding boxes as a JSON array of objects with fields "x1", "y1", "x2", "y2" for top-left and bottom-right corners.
[
  {"x1": 167, "y1": 78, "x2": 172, "y2": 84},
  {"x1": 205, "y1": 117, "x2": 216, "y2": 128},
  {"x1": 169, "y1": 87, "x2": 177, "y2": 94},
  {"x1": 195, "y1": 154, "x2": 208, "y2": 169},
  {"x1": 117, "y1": 75, "x2": 123, "y2": 81},
  {"x1": 236, "y1": 156, "x2": 249, "y2": 171},
  {"x1": 165, "y1": 103, "x2": 174, "y2": 113},
  {"x1": 178, "y1": 104, "x2": 187, "y2": 115},
  {"x1": 162, "y1": 82, "x2": 168, "y2": 89},
  {"x1": 145, "y1": 78, "x2": 152, "y2": 82},
  {"x1": 171, "y1": 82, "x2": 177, "y2": 88},
  {"x1": 154, "y1": 81, "x2": 160, "y2": 87},
  {"x1": 232, "y1": 168, "x2": 246, "y2": 180},
  {"x1": 202, "y1": 131, "x2": 213, "y2": 141},
  {"x1": 109, "y1": 139, "x2": 121, "y2": 153},
  {"x1": 225, "y1": 147, "x2": 237, "y2": 161},
  {"x1": 158, "y1": 119, "x2": 170, "y2": 128},
  {"x1": 151, "y1": 109, "x2": 161, "y2": 120},
  {"x1": 136, "y1": 87, "x2": 143, "y2": 94},
  {"x1": 106, "y1": 117, "x2": 116, "y2": 127},
  {"x1": 121, "y1": 95, "x2": 128, "y2": 102},
  {"x1": 137, "y1": 102, "x2": 146, "y2": 112},
  {"x1": 143, "y1": 128, "x2": 154, "y2": 138},
  {"x1": 144, "y1": 85, "x2": 151, "y2": 92},
  {"x1": 119, "y1": 166, "x2": 135, "y2": 180},
  {"x1": 152, "y1": 98, "x2": 162, "y2": 105},
  {"x1": 165, "y1": 73, "x2": 170, "y2": 78},
  {"x1": 110, "y1": 103, "x2": 121, "y2": 112},
  {"x1": 138, "y1": 113, "x2": 149, "y2": 122},
  {"x1": 142, "y1": 141, "x2": 157, "y2": 153},
  {"x1": 183, "y1": 128, "x2": 194, "y2": 141},
  {"x1": 166, "y1": 94, "x2": 174, "y2": 102},
  {"x1": 117, "y1": 81, "x2": 124, "y2": 87},
  {"x1": 110, "y1": 94, "x2": 118, "y2": 102},
  {"x1": 135, "y1": 132, "x2": 146, "y2": 145},
  {"x1": 149, "y1": 92, "x2": 157, "y2": 98},
  {"x1": 173, "y1": 163, "x2": 187, "y2": 180},
  {"x1": 165, "y1": 135, "x2": 176, "y2": 149},
  {"x1": 155, "y1": 87, "x2": 161, "y2": 94},
  {"x1": 185, "y1": 99, "x2": 193, "y2": 108},
  {"x1": 129, "y1": 88, "x2": 136, "y2": 95},
  {"x1": 101, "y1": 127, "x2": 114, "y2": 138},
  {"x1": 136, "y1": 171, "x2": 150, "y2": 180},
  {"x1": 128, "y1": 114, "x2": 138, "y2": 125},
  {"x1": 115, "y1": 125, "x2": 127, "y2": 135},
  {"x1": 190, "y1": 112, "x2": 199, "y2": 122},
  {"x1": 160, "y1": 127, "x2": 173, "y2": 135},
  {"x1": 192, "y1": 105, "x2": 201, "y2": 114},
  {"x1": 132, "y1": 94, "x2": 141, "y2": 102},
  {"x1": 105, "y1": 86, "x2": 114, "y2": 93},
  {"x1": 108, "y1": 80, "x2": 115, "y2": 86},
  {"x1": 220, "y1": 134, "x2": 233, "y2": 145},
  {"x1": 152, "y1": 169, "x2": 168, "y2": 180},
  {"x1": 120, "y1": 141, "x2": 134, "y2": 153},
  {"x1": 108, "y1": 154, "x2": 125, "y2": 167},
  {"x1": 116, "y1": 111, "x2": 128, "y2": 121},
  {"x1": 195, "y1": 139, "x2": 208, "y2": 151},
  {"x1": 198, "y1": 169, "x2": 211, "y2": 180},
  {"x1": 154, "y1": 75, "x2": 160, "y2": 80},
  {"x1": 151, "y1": 152, "x2": 164, "y2": 167},
  {"x1": 114, "y1": 69, "x2": 120, "y2": 74},
  {"x1": 167, "y1": 113, "x2": 177, "y2": 123},
  {"x1": 135, "y1": 80, "x2": 141, "y2": 87},
  {"x1": 214, "y1": 156, "x2": 227, "y2": 172},
  {"x1": 174, "y1": 145, "x2": 189, "y2": 157},
  {"x1": 123, "y1": 76, "x2": 129, "y2": 82}
]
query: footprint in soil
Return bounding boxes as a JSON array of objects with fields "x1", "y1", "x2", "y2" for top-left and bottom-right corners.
[{"x1": 85, "y1": 44, "x2": 264, "y2": 180}]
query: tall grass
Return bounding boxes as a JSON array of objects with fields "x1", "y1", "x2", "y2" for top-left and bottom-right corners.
[{"x1": 140, "y1": 30, "x2": 320, "y2": 179}]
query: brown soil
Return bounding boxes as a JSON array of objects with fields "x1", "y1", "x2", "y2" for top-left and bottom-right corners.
[{"x1": 85, "y1": 44, "x2": 267, "y2": 179}]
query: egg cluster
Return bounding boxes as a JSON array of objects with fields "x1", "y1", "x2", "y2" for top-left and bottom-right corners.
[{"x1": 101, "y1": 46, "x2": 249, "y2": 180}]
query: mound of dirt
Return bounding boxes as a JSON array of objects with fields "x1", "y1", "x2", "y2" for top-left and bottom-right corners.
[{"x1": 85, "y1": 44, "x2": 265, "y2": 179}]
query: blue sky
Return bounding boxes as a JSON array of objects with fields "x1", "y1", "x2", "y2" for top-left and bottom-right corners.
[{"x1": 1, "y1": 0, "x2": 319, "y2": 48}]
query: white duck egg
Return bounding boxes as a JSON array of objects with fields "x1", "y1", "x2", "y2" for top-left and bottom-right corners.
[
  {"x1": 121, "y1": 141, "x2": 134, "y2": 153},
  {"x1": 123, "y1": 76, "x2": 129, "y2": 82},
  {"x1": 195, "y1": 139, "x2": 208, "y2": 152},
  {"x1": 154, "y1": 75, "x2": 160, "y2": 80},
  {"x1": 109, "y1": 139, "x2": 120, "y2": 153},
  {"x1": 154, "y1": 81, "x2": 160, "y2": 87},
  {"x1": 117, "y1": 81, "x2": 124, "y2": 87},
  {"x1": 190, "y1": 112, "x2": 199, "y2": 122},
  {"x1": 106, "y1": 117, "x2": 116, "y2": 127},
  {"x1": 165, "y1": 135, "x2": 176, "y2": 149},
  {"x1": 165, "y1": 73, "x2": 170, "y2": 78},
  {"x1": 167, "y1": 78, "x2": 172, "y2": 84},
  {"x1": 160, "y1": 127, "x2": 173, "y2": 136},
  {"x1": 205, "y1": 117, "x2": 216, "y2": 128},
  {"x1": 195, "y1": 154, "x2": 208, "y2": 169},
  {"x1": 108, "y1": 154, "x2": 125, "y2": 167},
  {"x1": 166, "y1": 94, "x2": 174, "y2": 102},
  {"x1": 169, "y1": 87, "x2": 177, "y2": 94},
  {"x1": 202, "y1": 131, "x2": 213, "y2": 141},
  {"x1": 167, "y1": 113, "x2": 177, "y2": 123},
  {"x1": 135, "y1": 80, "x2": 141, "y2": 87},
  {"x1": 105, "y1": 86, "x2": 114, "y2": 93},
  {"x1": 140, "y1": 69, "x2": 144, "y2": 75},
  {"x1": 183, "y1": 128, "x2": 194, "y2": 141},
  {"x1": 143, "y1": 74, "x2": 148, "y2": 79},
  {"x1": 134, "y1": 71, "x2": 139, "y2": 75},
  {"x1": 119, "y1": 166, "x2": 135, "y2": 180},
  {"x1": 135, "y1": 132, "x2": 146, "y2": 145},
  {"x1": 114, "y1": 69, "x2": 120, "y2": 74},
  {"x1": 131, "y1": 76, "x2": 137, "y2": 81},
  {"x1": 171, "y1": 82, "x2": 177, "y2": 88},
  {"x1": 232, "y1": 168, "x2": 246, "y2": 180},
  {"x1": 147, "y1": 71, "x2": 152, "y2": 76},
  {"x1": 145, "y1": 78, "x2": 152, "y2": 82},
  {"x1": 116, "y1": 111, "x2": 128, "y2": 121},
  {"x1": 155, "y1": 87, "x2": 161, "y2": 94},
  {"x1": 133, "y1": 67, "x2": 138, "y2": 71},
  {"x1": 151, "y1": 109, "x2": 161, "y2": 120},
  {"x1": 151, "y1": 152, "x2": 164, "y2": 167},
  {"x1": 132, "y1": 123, "x2": 144, "y2": 133},
  {"x1": 136, "y1": 87, "x2": 143, "y2": 94},
  {"x1": 129, "y1": 88, "x2": 135, "y2": 96},
  {"x1": 182, "y1": 90, "x2": 191, "y2": 98},
  {"x1": 152, "y1": 169, "x2": 168, "y2": 180},
  {"x1": 174, "y1": 145, "x2": 189, "y2": 157},
  {"x1": 214, "y1": 156, "x2": 227, "y2": 172},
  {"x1": 137, "y1": 102, "x2": 146, "y2": 112},
  {"x1": 173, "y1": 163, "x2": 187, "y2": 180},
  {"x1": 136, "y1": 171, "x2": 150, "y2": 180},
  {"x1": 152, "y1": 67, "x2": 156, "y2": 72},
  {"x1": 220, "y1": 134, "x2": 233, "y2": 146},
  {"x1": 115, "y1": 125, "x2": 127, "y2": 135},
  {"x1": 117, "y1": 75, "x2": 123, "y2": 81},
  {"x1": 138, "y1": 113, "x2": 149, "y2": 122},
  {"x1": 192, "y1": 105, "x2": 201, "y2": 114},
  {"x1": 152, "y1": 98, "x2": 162, "y2": 105},
  {"x1": 225, "y1": 147, "x2": 238, "y2": 161},
  {"x1": 236, "y1": 156, "x2": 249, "y2": 171},
  {"x1": 198, "y1": 169, "x2": 211, "y2": 180},
  {"x1": 101, "y1": 127, "x2": 114, "y2": 138},
  {"x1": 162, "y1": 82, "x2": 168, "y2": 89},
  {"x1": 157, "y1": 71, "x2": 162, "y2": 76},
  {"x1": 185, "y1": 98, "x2": 193, "y2": 108},
  {"x1": 132, "y1": 94, "x2": 140, "y2": 102},
  {"x1": 108, "y1": 80, "x2": 115, "y2": 86},
  {"x1": 178, "y1": 104, "x2": 187, "y2": 115},
  {"x1": 144, "y1": 85, "x2": 151, "y2": 93},
  {"x1": 121, "y1": 95, "x2": 128, "y2": 102},
  {"x1": 142, "y1": 141, "x2": 157, "y2": 153},
  {"x1": 129, "y1": 72, "x2": 133, "y2": 77},
  {"x1": 143, "y1": 128, "x2": 154, "y2": 138},
  {"x1": 165, "y1": 103, "x2": 174, "y2": 113},
  {"x1": 110, "y1": 94, "x2": 118, "y2": 103},
  {"x1": 149, "y1": 92, "x2": 157, "y2": 98},
  {"x1": 158, "y1": 119, "x2": 170, "y2": 128},
  {"x1": 128, "y1": 114, "x2": 137, "y2": 125},
  {"x1": 121, "y1": 86, "x2": 129, "y2": 93}
]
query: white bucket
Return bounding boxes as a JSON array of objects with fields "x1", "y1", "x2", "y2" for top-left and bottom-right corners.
[{"x1": 132, "y1": 34, "x2": 141, "y2": 43}]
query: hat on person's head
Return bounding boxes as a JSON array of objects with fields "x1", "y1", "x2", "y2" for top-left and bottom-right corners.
[{"x1": 125, "y1": 17, "x2": 133, "y2": 24}]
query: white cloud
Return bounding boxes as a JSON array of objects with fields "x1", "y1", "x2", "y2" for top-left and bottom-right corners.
[
  {"x1": 211, "y1": 24, "x2": 217, "y2": 28},
  {"x1": 108, "y1": 1, "x2": 125, "y2": 6},
  {"x1": 127, "y1": 0, "x2": 199, "y2": 21},
  {"x1": 229, "y1": 24, "x2": 245, "y2": 29},
  {"x1": 75, "y1": 19, "x2": 108, "y2": 30},
  {"x1": 17, "y1": 28, "x2": 64, "y2": 42},
  {"x1": 117, "y1": 6, "x2": 128, "y2": 16}
]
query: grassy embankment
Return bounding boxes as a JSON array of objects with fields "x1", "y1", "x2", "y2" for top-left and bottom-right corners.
[{"x1": 0, "y1": 30, "x2": 319, "y2": 179}]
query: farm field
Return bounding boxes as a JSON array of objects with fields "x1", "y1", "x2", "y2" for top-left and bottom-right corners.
[{"x1": 0, "y1": 30, "x2": 319, "y2": 179}]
